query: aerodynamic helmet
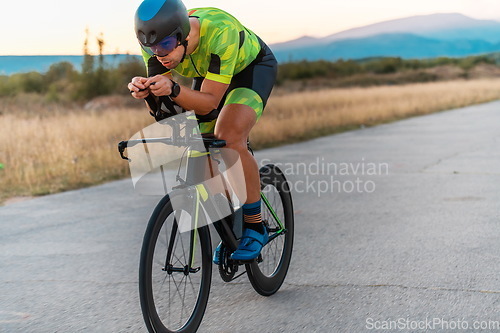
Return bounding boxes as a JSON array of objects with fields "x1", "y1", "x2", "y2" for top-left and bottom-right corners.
[{"x1": 135, "y1": 0, "x2": 190, "y2": 56}]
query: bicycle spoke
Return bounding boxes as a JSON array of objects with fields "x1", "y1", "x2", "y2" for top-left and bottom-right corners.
[
  {"x1": 171, "y1": 272, "x2": 191, "y2": 326},
  {"x1": 181, "y1": 273, "x2": 188, "y2": 326},
  {"x1": 187, "y1": 273, "x2": 198, "y2": 298}
]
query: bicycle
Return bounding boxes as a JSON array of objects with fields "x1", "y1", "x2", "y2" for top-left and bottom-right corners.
[{"x1": 118, "y1": 96, "x2": 294, "y2": 333}]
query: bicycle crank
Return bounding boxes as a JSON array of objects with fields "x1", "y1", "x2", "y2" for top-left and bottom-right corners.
[{"x1": 217, "y1": 244, "x2": 240, "y2": 282}]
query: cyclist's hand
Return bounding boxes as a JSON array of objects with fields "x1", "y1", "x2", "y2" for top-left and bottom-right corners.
[
  {"x1": 128, "y1": 76, "x2": 150, "y2": 99},
  {"x1": 146, "y1": 75, "x2": 172, "y2": 97}
]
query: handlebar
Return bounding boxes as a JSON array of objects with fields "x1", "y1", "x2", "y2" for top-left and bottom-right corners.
[
  {"x1": 118, "y1": 137, "x2": 227, "y2": 161},
  {"x1": 122, "y1": 81, "x2": 226, "y2": 161}
]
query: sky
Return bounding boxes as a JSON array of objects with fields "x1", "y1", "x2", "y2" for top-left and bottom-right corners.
[{"x1": 2, "y1": 0, "x2": 500, "y2": 55}]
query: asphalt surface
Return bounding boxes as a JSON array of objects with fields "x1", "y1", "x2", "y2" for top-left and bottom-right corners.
[{"x1": 1, "y1": 101, "x2": 499, "y2": 332}]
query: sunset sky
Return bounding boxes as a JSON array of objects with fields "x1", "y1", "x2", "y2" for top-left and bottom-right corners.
[{"x1": 2, "y1": 0, "x2": 500, "y2": 55}]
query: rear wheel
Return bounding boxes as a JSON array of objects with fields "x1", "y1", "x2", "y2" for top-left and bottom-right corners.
[
  {"x1": 246, "y1": 164, "x2": 294, "y2": 296},
  {"x1": 139, "y1": 193, "x2": 212, "y2": 333}
]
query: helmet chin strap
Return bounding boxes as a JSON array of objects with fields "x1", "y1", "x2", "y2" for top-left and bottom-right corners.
[{"x1": 180, "y1": 40, "x2": 189, "y2": 63}]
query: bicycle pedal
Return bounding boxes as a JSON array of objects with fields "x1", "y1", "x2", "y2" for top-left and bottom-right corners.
[{"x1": 234, "y1": 255, "x2": 262, "y2": 264}]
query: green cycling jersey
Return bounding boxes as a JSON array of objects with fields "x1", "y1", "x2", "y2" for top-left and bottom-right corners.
[{"x1": 141, "y1": 7, "x2": 262, "y2": 84}]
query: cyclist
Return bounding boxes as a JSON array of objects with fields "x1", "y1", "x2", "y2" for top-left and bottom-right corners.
[{"x1": 128, "y1": 0, "x2": 278, "y2": 262}]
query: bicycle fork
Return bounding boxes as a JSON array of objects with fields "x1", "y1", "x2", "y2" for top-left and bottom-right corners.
[
  {"x1": 161, "y1": 184, "x2": 240, "y2": 275},
  {"x1": 162, "y1": 212, "x2": 201, "y2": 275}
]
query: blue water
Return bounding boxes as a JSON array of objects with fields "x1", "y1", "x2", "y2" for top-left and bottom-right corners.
[{"x1": 0, "y1": 55, "x2": 143, "y2": 75}]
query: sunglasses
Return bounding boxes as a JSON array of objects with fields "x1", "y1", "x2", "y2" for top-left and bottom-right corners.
[{"x1": 140, "y1": 35, "x2": 179, "y2": 57}]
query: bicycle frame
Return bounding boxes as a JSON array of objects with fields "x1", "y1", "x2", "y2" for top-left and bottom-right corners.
[
  {"x1": 260, "y1": 192, "x2": 286, "y2": 241},
  {"x1": 182, "y1": 151, "x2": 288, "y2": 266},
  {"x1": 119, "y1": 121, "x2": 286, "y2": 272}
]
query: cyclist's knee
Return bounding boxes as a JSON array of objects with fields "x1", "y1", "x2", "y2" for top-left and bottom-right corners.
[
  {"x1": 214, "y1": 105, "x2": 255, "y2": 152},
  {"x1": 217, "y1": 133, "x2": 248, "y2": 153}
]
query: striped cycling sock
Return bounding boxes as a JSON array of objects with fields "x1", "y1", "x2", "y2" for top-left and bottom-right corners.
[{"x1": 242, "y1": 200, "x2": 264, "y2": 234}]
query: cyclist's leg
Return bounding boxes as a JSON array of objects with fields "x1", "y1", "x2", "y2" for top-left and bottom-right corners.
[
  {"x1": 200, "y1": 102, "x2": 259, "y2": 263},
  {"x1": 214, "y1": 101, "x2": 260, "y2": 204},
  {"x1": 214, "y1": 36, "x2": 277, "y2": 205},
  {"x1": 215, "y1": 101, "x2": 268, "y2": 261},
  {"x1": 214, "y1": 37, "x2": 277, "y2": 261}
]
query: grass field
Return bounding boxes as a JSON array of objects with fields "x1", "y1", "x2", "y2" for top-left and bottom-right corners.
[
  {"x1": 253, "y1": 78, "x2": 500, "y2": 148},
  {"x1": 2, "y1": 78, "x2": 500, "y2": 203},
  {"x1": 0, "y1": 108, "x2": 152, "y2": 202}
]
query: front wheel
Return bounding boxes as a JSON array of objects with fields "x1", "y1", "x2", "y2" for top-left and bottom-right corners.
[
  {"x1": 139, "y1": 193, "x2": 212, "y2": 333},
  {"x1": 246, "y1": 164, "x2": 294, "y2": 296}
]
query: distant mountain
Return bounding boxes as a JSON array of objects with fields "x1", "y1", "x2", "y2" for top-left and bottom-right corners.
[
  {"x1": 270, "y1": 36, "x2": 322, "y2": 50},
  {"x1": 270, "y1": 13, "x2": 500, "y2": 62},
  {"x1": 323, "y1": 13, "x2": 500, "y2": 43},
  {"x1": 274, "y1": 33, "x2": 500, "y2": 62},
  {"x1": 0, "y1": 54, "x2": 142, "y2": 75}
]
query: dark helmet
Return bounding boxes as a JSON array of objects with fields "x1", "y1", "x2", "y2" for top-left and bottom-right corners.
[{"x1": 135, "y1": 0, "x2": 190, "y2": 47}]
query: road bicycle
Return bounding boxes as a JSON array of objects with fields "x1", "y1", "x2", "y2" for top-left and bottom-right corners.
[{"x1": 118, "y1": 96, "x2": 294, "y2": 333}]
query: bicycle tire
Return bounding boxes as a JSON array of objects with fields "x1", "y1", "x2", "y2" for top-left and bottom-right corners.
[
  {"x1": 139, "y1": 193, "x2": 212, "y2": 333},
  {"x1": 246, "y1": 164, "x2": 294, "y2": 296}
]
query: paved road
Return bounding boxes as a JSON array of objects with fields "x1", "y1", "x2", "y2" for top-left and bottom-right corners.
[{"x1": 1, "y1": 101, "x2": 499, "y2": 332}]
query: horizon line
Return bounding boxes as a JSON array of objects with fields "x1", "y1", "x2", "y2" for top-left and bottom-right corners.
[{"x1": 0, "y1": 53, "x2": 142, "y2": 57}]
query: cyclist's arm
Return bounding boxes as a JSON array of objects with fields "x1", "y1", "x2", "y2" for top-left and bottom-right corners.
[{"x1": 146, "y1": 74, "x2": 228, "y2": 115}]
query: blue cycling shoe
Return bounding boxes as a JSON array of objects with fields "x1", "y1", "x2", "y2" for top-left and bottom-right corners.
[
  {"x1": 213, "y1": 241, "x2": 223, "y2": 265},
  {"x1": 230, "y1": 228, "x2": 269, "y2": 261}
]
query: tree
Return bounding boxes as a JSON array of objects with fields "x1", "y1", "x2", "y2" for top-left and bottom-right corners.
[{"x1": 76, "y1": 28, "x2": 111, "y2": 100}]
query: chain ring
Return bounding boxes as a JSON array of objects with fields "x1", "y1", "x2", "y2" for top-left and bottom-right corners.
[{"x1": 218, "y1": 244, "x2": 238, "y2": 282}]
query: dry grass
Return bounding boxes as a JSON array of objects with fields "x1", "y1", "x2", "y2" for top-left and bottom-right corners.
[
  {"x1": 0, "y1": 108, "x2": 152, "y2": 201},
  {"x1": 252, "y1": 78, "x2": 500, "y2": 148},
  {"x1": 1, "y1": 78, "x2": 500, "y2": 203}
]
